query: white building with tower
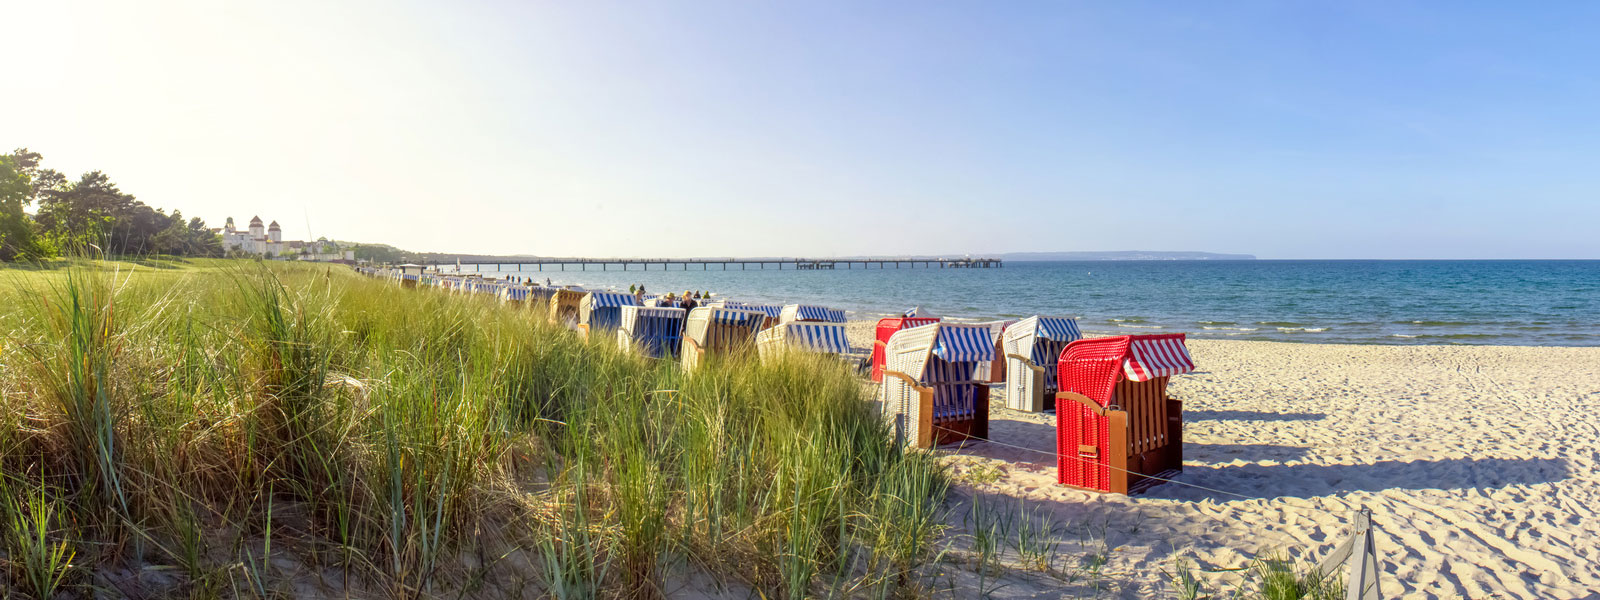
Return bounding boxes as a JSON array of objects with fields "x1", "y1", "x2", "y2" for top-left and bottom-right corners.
[{"x1": 217, "y1": 215, "x2": 352, "y2": 261}]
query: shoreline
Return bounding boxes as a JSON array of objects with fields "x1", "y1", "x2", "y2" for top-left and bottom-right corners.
[{"x1": 841, "y1": 318, "x2": 1599, "y2": 351}]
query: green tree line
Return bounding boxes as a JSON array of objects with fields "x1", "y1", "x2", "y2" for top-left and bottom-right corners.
[{"x1": 0, "y1": 148, "x2": 223, "y2": 261}]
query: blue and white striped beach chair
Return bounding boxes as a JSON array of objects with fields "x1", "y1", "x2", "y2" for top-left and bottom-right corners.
[
  {"x1": 878, "y1": 323, "x2": 995, "y2": 448},
  {"x1": 715, "y1": 301, "x2": 781, "y2": 329},
  {"x1": 755, "y1": 322, "x2": 853, "y2": 362},
  {"x1": 682, "y1": 307, "x2": 767, "y2": 371},
  {"x1": 577, "y1": 291, "x2": 642, "y2": 339},
  {"x1": 1001, "y1": 316, "x2": 1083, "y2": 412},
  {"x1": 617, "y1": 305, "x2": 687, "y2": 359}
]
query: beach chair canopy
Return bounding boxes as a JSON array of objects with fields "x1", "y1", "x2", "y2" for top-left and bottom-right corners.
[
  {"x1": 1059, "y1": 334, "x2": 1195, "y2": 405},
  {"x1": 779, "y1": 304, "x2": 847, "y2": 324},
  {"x1": 757, "y1": 322, "x2": 851, "y2": 354},
  {"x1": 579, "y1": 292, "x2": 642, "y2": 329},
  {"x1": 1003, "y1": 316, "x2": 1083, "y2": 366},
  {"x1": 717, "y1": 301, "x2": 782, "y2": 319},
  {"x1": 872, "y1": 316, "x2": 942, "y2": 381},
  {"x1": 550, "y1": 289, "x2": 586, "y2": 323},
  {"x1": 886, "y1": 324, "x2": 996, "y2": 384}
]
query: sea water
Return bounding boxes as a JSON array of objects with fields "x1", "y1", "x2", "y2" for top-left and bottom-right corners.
[{"x1": 462, "y1": 260, "x2": 1599, "y2": 346}]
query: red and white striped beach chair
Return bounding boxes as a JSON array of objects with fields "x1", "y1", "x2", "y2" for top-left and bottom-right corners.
[
  {"x1": 878, "y1": 323, "x2": 994, "y2": 448},
  {"x1": 1056, "y1": 334, "x2": 1195, "y2": 494}
]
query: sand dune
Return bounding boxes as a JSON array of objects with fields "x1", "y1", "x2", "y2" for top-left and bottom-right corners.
[{"x1": 848, "y1": 322, "x2": 1600, "y2": 598}]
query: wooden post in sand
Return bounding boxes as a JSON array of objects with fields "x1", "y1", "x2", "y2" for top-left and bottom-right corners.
[{"x1": 1309, "y1": 508, "x2": 1382, "y2": 600}]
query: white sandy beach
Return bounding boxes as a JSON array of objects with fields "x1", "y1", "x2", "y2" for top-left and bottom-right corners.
[{"x1": 845, "y1": 321, "x2": 1600, "y2": 598}]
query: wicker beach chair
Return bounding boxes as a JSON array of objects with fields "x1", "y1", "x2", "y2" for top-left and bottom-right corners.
[
  {"x1": 577, "y1": 291, "x2": 642, "y2": 340},
  {"x1": 871, "y1": 317, "x2": 941, "y2": 382},
  {"x1": 1056, "y1": 334, "x2": 1195, "y2": 494},
  {"x1": 617, "y1": 305, "x2": 686, "y2": 359},
  {"x1": 549, "y1": 289, "x2": 586, "y2": 328},
  {"x1": 1000, "y1": 316, "x2": 1083, "y2": 412},
  {"x1": 681, "y1": 307, "x2": 766, "y2": 371},
  {"x1": 970, "y1": 320, "x2": 1016, "y2": 383},
  {"x1": 755, "y1": 322, "x2": 852, "y2": 362},
  {"x1": 498, "y1": 285, "x2": 531, "y2": 305},
  {"x1": 778, "y1": 304, "x2": 847, "y2": 325},
  {"x1": 878, "y1": 323, "x2": 994, "y2": 448}
]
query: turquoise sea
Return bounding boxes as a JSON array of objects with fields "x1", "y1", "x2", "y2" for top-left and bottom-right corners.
[{"x1": 462, "y1": 260, "x2": 1600, "y2": 346}]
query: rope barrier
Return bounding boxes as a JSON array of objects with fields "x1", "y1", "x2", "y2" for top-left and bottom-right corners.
[
  {"x1": 930, "y1": 424, "x2": 1258, "y2": 501},
  {"x1": 926, "y1": 424, "x2": 1360, "y2": 526}
]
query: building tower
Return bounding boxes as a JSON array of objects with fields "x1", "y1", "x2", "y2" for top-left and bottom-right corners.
[
  {"x1": 249, "y1": 216, "x2": 265, "y2": 237},
  {"x1": 224, "y1": 217, "x2": 236, "y2": 233},
  {"x1": 268, "y1": 220, "x2": 282, "y2": 242}
]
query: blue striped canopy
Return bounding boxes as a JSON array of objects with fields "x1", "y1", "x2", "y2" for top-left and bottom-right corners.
[
  {"x1": 791, "y1": 305, "x2": 846, "y2": 323},
  {"x1": 587, "y1": 292, "x2": 640, "y2": 308},
  {"x1": 786, "y1": 324, "x2": 851, "y2": 353},
  {"x1": 711, "y1": 308, "x2": 766, "y2": 327},
  {"x1": 504, "y1": 287, "x2": 529, "y2": 301},
  {"x1": 931, "y1": 326, "x2": 995, "y2": 363},
  {"x1": 1035, "y1": 316, "x2": 1082, "y2": 342},
  {"x1": 724, "y1": 302, "x2": 781, "y2": 318}
]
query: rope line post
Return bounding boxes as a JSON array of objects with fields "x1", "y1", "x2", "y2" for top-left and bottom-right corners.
[{"x1": 1309, "y1": 508, "x2": 1382, "y2": 600}]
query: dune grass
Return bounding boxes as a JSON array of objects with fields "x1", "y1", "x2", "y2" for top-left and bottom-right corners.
[{"x1": 0, "y1": 259, "x2": 949, "y2": 598}]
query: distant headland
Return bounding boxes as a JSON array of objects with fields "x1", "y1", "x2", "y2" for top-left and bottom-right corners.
[{"x1": 1001, "y1": 251, "x2": 1256, "y2": 261}]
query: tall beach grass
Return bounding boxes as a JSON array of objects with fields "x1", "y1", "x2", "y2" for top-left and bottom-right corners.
[{"x1": 0, "y1": 259, "x2": 949, "y2": 598}]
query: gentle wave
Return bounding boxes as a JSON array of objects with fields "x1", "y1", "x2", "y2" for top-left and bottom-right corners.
[
  {"x1": 1202, "y1": 326, "x2": 1260, "y2": 331},
  {"x1": 1276, "y1": 327, "x2": 1329, "y2": 333},
  {"x1": 1116, "y1": 323, "x2": 1164, "y2": 329}
]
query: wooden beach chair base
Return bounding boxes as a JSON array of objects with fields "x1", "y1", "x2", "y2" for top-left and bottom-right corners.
[
  {"x1": 1056, "y1": 388, "x2": 1182, "y2": 495},
  {"x1": 884, "y1": 371, "x2": 990, "y2": 449},
  {"x1": 1004, "y1": 352, "x2": 1053, "y2": 413}
]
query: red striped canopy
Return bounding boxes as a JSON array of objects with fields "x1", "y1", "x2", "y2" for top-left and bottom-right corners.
[
  {"x1": 1124, "y1": 335, "x2": 1195, "y2": 381},
  {"x1": 1058, "y1": 334, "x2": 1196, "y2": 407}
]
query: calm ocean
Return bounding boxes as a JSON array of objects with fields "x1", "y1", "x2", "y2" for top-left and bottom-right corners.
[{"x1": 463, "y1": 260, "x2": 1600, "y2": 346}]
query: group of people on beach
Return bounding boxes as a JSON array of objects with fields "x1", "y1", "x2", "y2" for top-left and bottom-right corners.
[{"x1": 629, "y1": 283, "x2": 712, "y2": 310}]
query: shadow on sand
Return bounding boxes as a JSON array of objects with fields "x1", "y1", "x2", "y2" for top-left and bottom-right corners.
[
  {"x1": 1187, "y1": 443, "x2": 1311, "y2": 463},
  {"x1": 1186, "y1": 409, "x2": 1326, "y2": 422},
  {"x1": 1147, "y1": 457, "x2": 1569, "y2": 500}
]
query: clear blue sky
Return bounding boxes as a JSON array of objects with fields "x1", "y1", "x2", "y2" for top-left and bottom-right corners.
[{"x1": 7, "y1": 1, "x2": 1598, "y2": 258}]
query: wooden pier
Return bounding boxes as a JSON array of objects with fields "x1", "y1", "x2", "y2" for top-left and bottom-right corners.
[{"x1": 426, "y1": 257, "x2": 1002, "y2": 272}]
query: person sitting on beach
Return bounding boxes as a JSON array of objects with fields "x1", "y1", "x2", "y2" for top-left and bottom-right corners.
[
  {"x1": 680, "y1": 290, "x2": 698, "y2": 313},
  {"x1": 633, "y1": 287, "x2": 645, "y2": 305},
  {"x1": 629, "y1": 284, "x2": 636, "y2": 294}
]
